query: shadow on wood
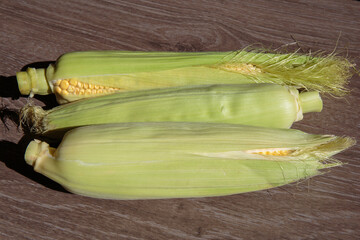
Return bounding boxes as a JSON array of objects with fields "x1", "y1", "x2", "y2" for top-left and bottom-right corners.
[
  {"x1": 0, "y1": 75, "x2": 21, "y2": 99},
  {"x1": 0, "y1": 106, "x2": 20, "y2": 130},
  {"x1": 0, "y1": 136, "x2": 68, "y2": 194}
]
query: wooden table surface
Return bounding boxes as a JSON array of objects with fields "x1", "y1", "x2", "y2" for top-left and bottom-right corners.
[{"x1": 1, "y1": 1, "x2": 359, "y2": 239}]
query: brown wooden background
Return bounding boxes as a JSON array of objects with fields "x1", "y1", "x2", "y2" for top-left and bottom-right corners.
[{"x1": 1, "y1": 1, "x2": 359, "y2": 239}]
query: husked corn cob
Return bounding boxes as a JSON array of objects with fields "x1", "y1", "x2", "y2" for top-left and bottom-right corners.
[
  {"x1": 20, "y1": 83, "x2": 323, "y2": 135},
  {"x1": 16, "y1": 49, "x2": 353, "y2": 103},
  {"x1": 24, "y1": 122, "x2": 355, "y2": 200}
]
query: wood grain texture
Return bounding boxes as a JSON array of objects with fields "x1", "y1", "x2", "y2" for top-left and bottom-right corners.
[{"x1": 1, "y1": 0, "x2": 359, "y2": 239}]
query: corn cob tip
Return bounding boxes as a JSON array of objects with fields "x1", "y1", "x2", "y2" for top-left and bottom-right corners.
[
  {"x1": 16, "y1": 67, "x2": 51, "y2": 96},
  {"x1": 20, "y1": 104, "x2": 47, "y2": 134}
]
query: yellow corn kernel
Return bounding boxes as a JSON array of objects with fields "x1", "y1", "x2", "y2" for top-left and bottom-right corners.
[
  {"x1": 70, "y1": 79, "x2": 78, "y2": 86},
  {"x1": 67, "y1": 85, "x2": 75, "y2": 93},
  {"x1": 59, "y1": 80, "x2": 70, "y2": 90},
  {"x1": 54, "y1": 86, "x2": 62, "y2": 94},
  {"x1": 55, "y1": 80, "x2": 62, "y2": 86}
]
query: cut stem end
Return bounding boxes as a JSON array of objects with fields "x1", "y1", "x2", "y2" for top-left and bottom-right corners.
[
  {"x1": 16, "y1": 68, "x2": 51, "y2": 95},
  {"x1": 299, "y1": 91, "x2": 323, "y2": 114},
  {"x1": 24, "y1": 140, "x2": 49, "y2": 166}
]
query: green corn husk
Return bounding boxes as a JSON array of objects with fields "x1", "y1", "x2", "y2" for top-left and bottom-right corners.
[
  {"x1": 16, "y1": 49, "x2": 353, "y2": 103},
  {"x1": 24, "y1": 122, "x2": 355, "y2": 200},
  {"x1": 20, "y1": 83, "x2": 323, "y2": 135}
]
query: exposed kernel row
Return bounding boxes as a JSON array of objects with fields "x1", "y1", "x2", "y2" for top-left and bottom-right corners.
[
  {"x1": 53, "y1": 79, "x2": 120, "y2": 96},
  {"x1": 247, "y1": 149, "x2": 294, "y2": 156},
  {"x1": 220, "y1": 63, "x2": 262, "y2": 75}
]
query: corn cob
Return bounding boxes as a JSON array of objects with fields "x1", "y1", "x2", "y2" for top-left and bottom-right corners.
[
  {"x1": 16, "y1": 49, "x2": 353, "y2": 103},
  {"x1": 20, "y1": 83, "x2": 323, "y2": 135},
  {"x1": 24, "y1": 122, "x2": 355, "y2": 200}
]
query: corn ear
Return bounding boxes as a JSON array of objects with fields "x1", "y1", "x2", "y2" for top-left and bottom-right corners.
[
  {"x1": 20, "y1": 83, "x2": 323, "y2": 135},
  {"x1": 16, "y1": 49, "x2": 353, "y2": 103},
  {"x1": 24, "y1": 122, "x2": 355, "y2": 200}
]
